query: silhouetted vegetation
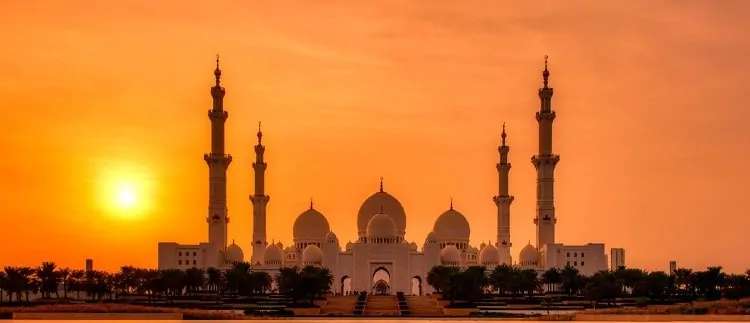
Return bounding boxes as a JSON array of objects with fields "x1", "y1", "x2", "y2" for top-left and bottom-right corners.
[
  {"x1": 426, "y1": 264, "x2": 750, "y2": 307},
  {"x1": 0, "y1": 262, "x2": 332, "y2": 306}
]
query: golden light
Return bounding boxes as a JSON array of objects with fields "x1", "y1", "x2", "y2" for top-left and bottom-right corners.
[{"x1": 96, "y1": 163, "x2": 155, "y2": 219}]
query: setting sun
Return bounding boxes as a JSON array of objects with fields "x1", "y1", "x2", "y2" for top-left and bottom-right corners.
[{"x1": 96, "y1": 163, "x2": 155, "y2": 219}]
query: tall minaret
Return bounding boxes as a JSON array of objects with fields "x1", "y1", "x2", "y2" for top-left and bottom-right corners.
[
  {"x1": 493, "y1": 123, "x2": 514, "y2": 265},
  {"x1": 532, "y1": 55, "x2": 560, "y2": 250},
  {"x1": 250, "y1": 122, "x2": 271, "y2": 265},
  {"x1": 204, "y1": 55, "x2": 232, "y2": 252}
]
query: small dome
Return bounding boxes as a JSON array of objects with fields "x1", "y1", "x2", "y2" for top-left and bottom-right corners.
[
  {"x1": 433, "y1": 208, "x2": 471, "y2": 241},
  {"x1": 425, "y1": 231, "x2": 437, "y2": 243},
  {"x1": 293, "y1": 208, "x2": 330, "y2": 241},
  {"x1": 264, "y1": 244, "x2": 283, "y2": 264},
  {"x1": 326, "y1": 231, "x2": 338, "y2": 242},
  {"x1": 480, "y1": 242, "x2": 487, "y2": 249},
  {"x1": 302, "y1": 245, "x2": 324, "y2": 264},
  {"x1": 224, "y1": 243, "x2": 244, "y2": 263},
  {"x1": 440, "y1": 245, "x2": 461, "y2": 264},
  {"x1": 479, "y1": 244, "x2": 499, "y2": 265},
  {"x1": 357, "y1": 188, "x2": 407, "y2": 236},
  {"x1": 367, "y1": 212, "x2": 398, "y2": 237},
  {"x1": 467, "y1": 245, "x2": 479, "y2": 254},
  {"x1": 345, "y1": 242, "x2": 354, "y2": 250},
  {"x1": 519, "y1": 243, "x2": 539, "y2": 265}
]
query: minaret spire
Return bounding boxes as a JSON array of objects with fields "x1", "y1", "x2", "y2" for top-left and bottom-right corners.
[
  {"x1": 533, "y1": 55, "x2": 560, "y2": 252},
  {"x1": 493, "y1": 122, "x2": 514, "y2": 265},
  {"x1": 250, "y1": 120, "x2": 271, "y2": 265},
  {"x1": 205, "y1": 55, "x2": 232, "y2": 265},
  {"x1": 379, "y1": 176, "x2": 384, "y2": 192}
]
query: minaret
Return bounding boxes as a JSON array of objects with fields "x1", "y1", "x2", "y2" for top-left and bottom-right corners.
[
  {"x1": 532, "y1": 55, "x2": 560, "y2": 250},
  {"x1": 204, "y1": 55, "x2": 232, "y2": 253},
  {"x1": 493, "y1": 123, "x2": 514, "y2": 265},
  {"x1": 250, "y1": 122, "x2": 271, "y2": 265}
]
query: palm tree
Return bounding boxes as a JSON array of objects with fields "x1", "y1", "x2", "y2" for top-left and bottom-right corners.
[
  {"x1": 18, "y1": 267, "x2": 35, "y2": 302},
  {"x1": 56, "y1": 267, "x2": 71, "y2": 299},
  {"x1": 206, "y1": 267, "x2": 223, "y2": 293},
  {"x1": 489, "y1": 264, "x2": 514, "y2": 296},
  {"x1": 300, "y1": 266, "x2": 333, "y2": 303},
  {"x1": 184, "y1": 267, "x2": 206, "y2": 295},
  {"x1": 68, "y1": 270, "x2": 85, "y2": 299},
  {"x1": 673, "y1": 268, "x2": 694, "y2": 296},
  {"x1": 559, "y1": 265, "x2": 581, "y2": 295},
  {"x1": 249, "y1": 271, "x2": 272, "y2": 294},
  {"x1": 427, "y1": 265, "x2": 459, "y2": 295},
  {"x1": 276, "y1": 266, "x2": 303, "y2": 304},
  {"x1": 542, "y1": 267, "x2": 561, "y2": 293},
  {"x1": 519, "y1": 268, "x2": 540, "y2": 298}
]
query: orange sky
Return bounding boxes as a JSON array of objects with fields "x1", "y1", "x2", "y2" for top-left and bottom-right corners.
[{"x1": 1, "y1": 0, "x2": 749, "y2": 273}]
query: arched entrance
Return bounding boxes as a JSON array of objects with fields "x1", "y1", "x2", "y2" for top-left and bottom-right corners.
[
  {"x1": 372, "y1": 267, "x2": 391, "y2": 295},
  {"x1": 411, "y1": 276, "x2": 423, "y2": 295},
  {"x1": 340, "y1": 275, "x2": 352, "y2": 295}
]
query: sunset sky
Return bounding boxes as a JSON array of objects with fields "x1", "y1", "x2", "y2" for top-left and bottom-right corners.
[{"x1": 1, "y1": 0, "x2": 749, "y2": 273}]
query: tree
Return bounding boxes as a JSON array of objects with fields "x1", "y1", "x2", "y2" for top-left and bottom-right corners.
[
  {"x1": 427, "y1": 265, "x2": 459, "y2": 294},
  {"x1": 583, "y1": 270, "x2": 620, "y2": 307},
  {"x1": 519, "y1": 268, "x2": 541, "y2": 298},
  {"x1": 542, "y1": 267, "x2": 561, "y2": 293},
  {"x1": 559, "y1": 265, "x2": 581, "y2": 295},
  {"x1": 489, "y1": 264, "x2": 514, "y2": 296},
  {"x1": 185, "y1": 267, "x2": 206, "y2": 295}
]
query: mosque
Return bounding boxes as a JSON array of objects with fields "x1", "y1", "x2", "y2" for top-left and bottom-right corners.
[{"x1": 157, "y1": 56, "x2": 622, "y2": 295}]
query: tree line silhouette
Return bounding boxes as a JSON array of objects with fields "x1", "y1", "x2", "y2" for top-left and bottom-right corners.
[
  {"x1": 426, "y1": 264, "x2": 750, "y2": 306},
  {"x1": 1, "y1": 261, "x2": 748, "y2": 306}
]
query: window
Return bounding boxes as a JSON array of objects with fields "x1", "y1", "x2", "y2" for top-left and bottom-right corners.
[
  {"x1": 178, "y1": 260, "x2": 182, "y2": 265},
  {"x1": 581, "y1": 252, "x2": 585, "y2": 257},
  {"x1": 574, "y1": 261, "x2": 577, "y2": 266},
  {"x1": 193, "y1": 252, "x2": 197, "y2": 256},
  {"x1": 178, "y1": 252, "x2": 182, "y2": 256},
  {"x1": 574, "y1": 252, "x2": 577, "y2": 257},
  {"x1": 566, "y1": 252, "x2": 570, "y2": 257},
  {"x1": 193, "y1": 260, "x2": 197, "y2": 265},
  {"x1": 581, "y1": 261, "x2": 585, "y2": 266},
  {"x1": 567, "y1": 261, "x2": 570, "y2": 266}
]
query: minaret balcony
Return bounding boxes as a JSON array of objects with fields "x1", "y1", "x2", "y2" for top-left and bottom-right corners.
[
  {"x1": 207, "y1": 109, "x2": 228, "y2": 121},
  {"x1": 535, "y1": 111, "x2": 556, "y2": 122}
]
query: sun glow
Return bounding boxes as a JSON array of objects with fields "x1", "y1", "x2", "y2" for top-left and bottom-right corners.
[{"x1": 96, "y1": 164, "x2": 155, "y2": 219}]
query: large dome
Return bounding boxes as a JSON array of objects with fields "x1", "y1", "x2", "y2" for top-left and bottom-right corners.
[
  {"x1": 302, "y1": 244, "x2": 324, "y2": 264},
  {"x1": 519, "y1": 242, "x2": 539, "y2": 265},
  {"x1": 293, "y1": 207, "x2": 330, "y2": 241},
  {"x1": 224, "y1": 242, "x2": 244, "y2": 264},
  {"x1": 264, "y1": 244, "x2": 283, "y2": 264},
  {"x1": 440, "y1": 245, "x2": 461, "y2": 264},
  {"x1": 366, "y1": 211, "x2": 398, "y2": 237},
  {"x1": 479, "y1": 244, "x2": 499, "y2": 265},
  {"x1": 357, "y1": 185, "x2": 406, "y2": 236},
  {"x1": 433, "y1": 207, "x2": 470, "y2": 241}
]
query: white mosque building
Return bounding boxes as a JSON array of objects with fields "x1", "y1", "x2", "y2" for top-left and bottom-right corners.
[{"x1": 158, "y1": 56, "x2": 622, "y2": 295}]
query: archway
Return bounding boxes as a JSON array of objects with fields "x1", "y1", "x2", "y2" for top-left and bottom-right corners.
[
  {"x1": 411, "y1": 276, "x2": 423, "y2": 296},
  {"x1": 340, "y1": 275, "x2": 352, "y2": 295},
  {"x1": 372, "y1": 267, "x2": 391, "y2": 295}
]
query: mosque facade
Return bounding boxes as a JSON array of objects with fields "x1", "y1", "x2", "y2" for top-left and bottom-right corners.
[{"x1": 157, "y1": 56, "x2": 621, "y2": 295}]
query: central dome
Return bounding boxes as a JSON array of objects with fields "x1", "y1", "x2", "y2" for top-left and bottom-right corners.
[
  {"x1": 366, "y1": 212, "x2": 398, "y2": 237},
  {"x1": 357, "y1": 181, "x2": 406, "y2": 236},
  {"x1": 293, "y1": 207, "x2": 330, "y2": 241},
  {"x1": 433, "y1": 208, "x2": 471, "y2": 241}
]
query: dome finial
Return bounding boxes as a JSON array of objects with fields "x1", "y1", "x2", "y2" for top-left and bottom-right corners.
[
  {"x1": 450, "y1": 197, "x2": 454, "y2": 210},
  {"x1": 214, "y1": 54, "x2": 222, "y2": 84},
  {"x1": 379, "y1": 176, "x2": 384, "y2": 192},
  {"x1": 542, "y1": 55, "x2": 550, "y2": 89},
  {"x1": 309, "y1": 198, "x2": 314, "y2": 210},
  {"x1": 257, "y1": 121, "x2": 263, "y2": 144},
  {"x1": 232, "y1": 238, "x2": 235, "y2": 244}
]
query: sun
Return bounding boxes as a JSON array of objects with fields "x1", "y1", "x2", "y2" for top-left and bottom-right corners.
[
  {"x1": 115, "y1": 183, "x2": 138, "y2": 209},
  {"x1": 96, "y1": 165, "x2": 154, "y2": 219}
]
